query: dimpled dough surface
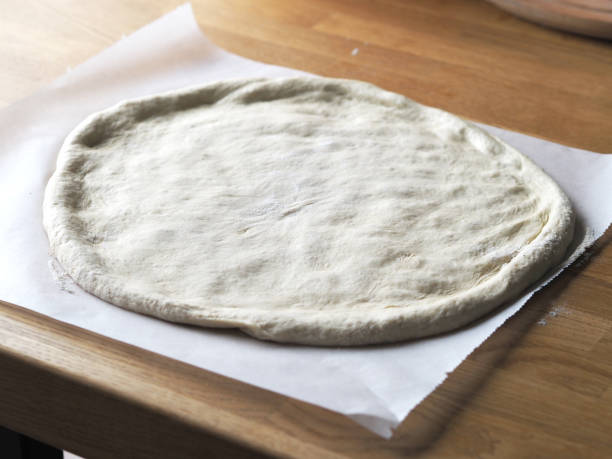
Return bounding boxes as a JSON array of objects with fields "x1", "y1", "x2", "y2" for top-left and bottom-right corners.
[{"x1": 43, "y1": 76, "x2": 575, "y2": 345}]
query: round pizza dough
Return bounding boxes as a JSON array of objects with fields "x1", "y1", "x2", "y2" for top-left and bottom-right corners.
[{"x1": 43, "y1": 76, "x2": 575, "y2": 345}]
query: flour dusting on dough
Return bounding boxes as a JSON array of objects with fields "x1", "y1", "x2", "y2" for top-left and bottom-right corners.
[{"x1": 48, "y1": 257, "x2": 75, "y2": 294}]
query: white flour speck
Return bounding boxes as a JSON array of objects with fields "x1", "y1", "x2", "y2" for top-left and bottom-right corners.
[
  {"x1": 549, "y1": 305, "x2": 570, "y2": 317},
  {"x1": 351, "y1": 48, "x2": 359, "y2": 56},
  {"x1": 537, "y1": 318, "x2": 547, "y2": 326}
]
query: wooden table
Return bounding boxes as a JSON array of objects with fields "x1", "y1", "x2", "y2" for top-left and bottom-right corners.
[{"x1": 1, "y1": 0, "x2": 611, "y2": 457}]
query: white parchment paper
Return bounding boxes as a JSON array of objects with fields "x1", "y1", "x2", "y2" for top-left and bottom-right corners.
[{"x1": 1, "y1": 5, "x2": 611, "y2": 438}]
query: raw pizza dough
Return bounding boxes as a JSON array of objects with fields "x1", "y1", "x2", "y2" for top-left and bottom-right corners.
[{"x1": 43, "y1": 76, "x2": 575, "y2": 345}]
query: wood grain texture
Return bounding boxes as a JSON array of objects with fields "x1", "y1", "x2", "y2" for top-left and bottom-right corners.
[{"x1": 0, "y1": 0, "x2": 611, "y2": 457}]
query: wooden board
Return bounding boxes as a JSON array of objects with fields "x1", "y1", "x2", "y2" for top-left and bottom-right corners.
[{"x1": 1, "y1": 0, "x2": 611, "y2": 457}]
